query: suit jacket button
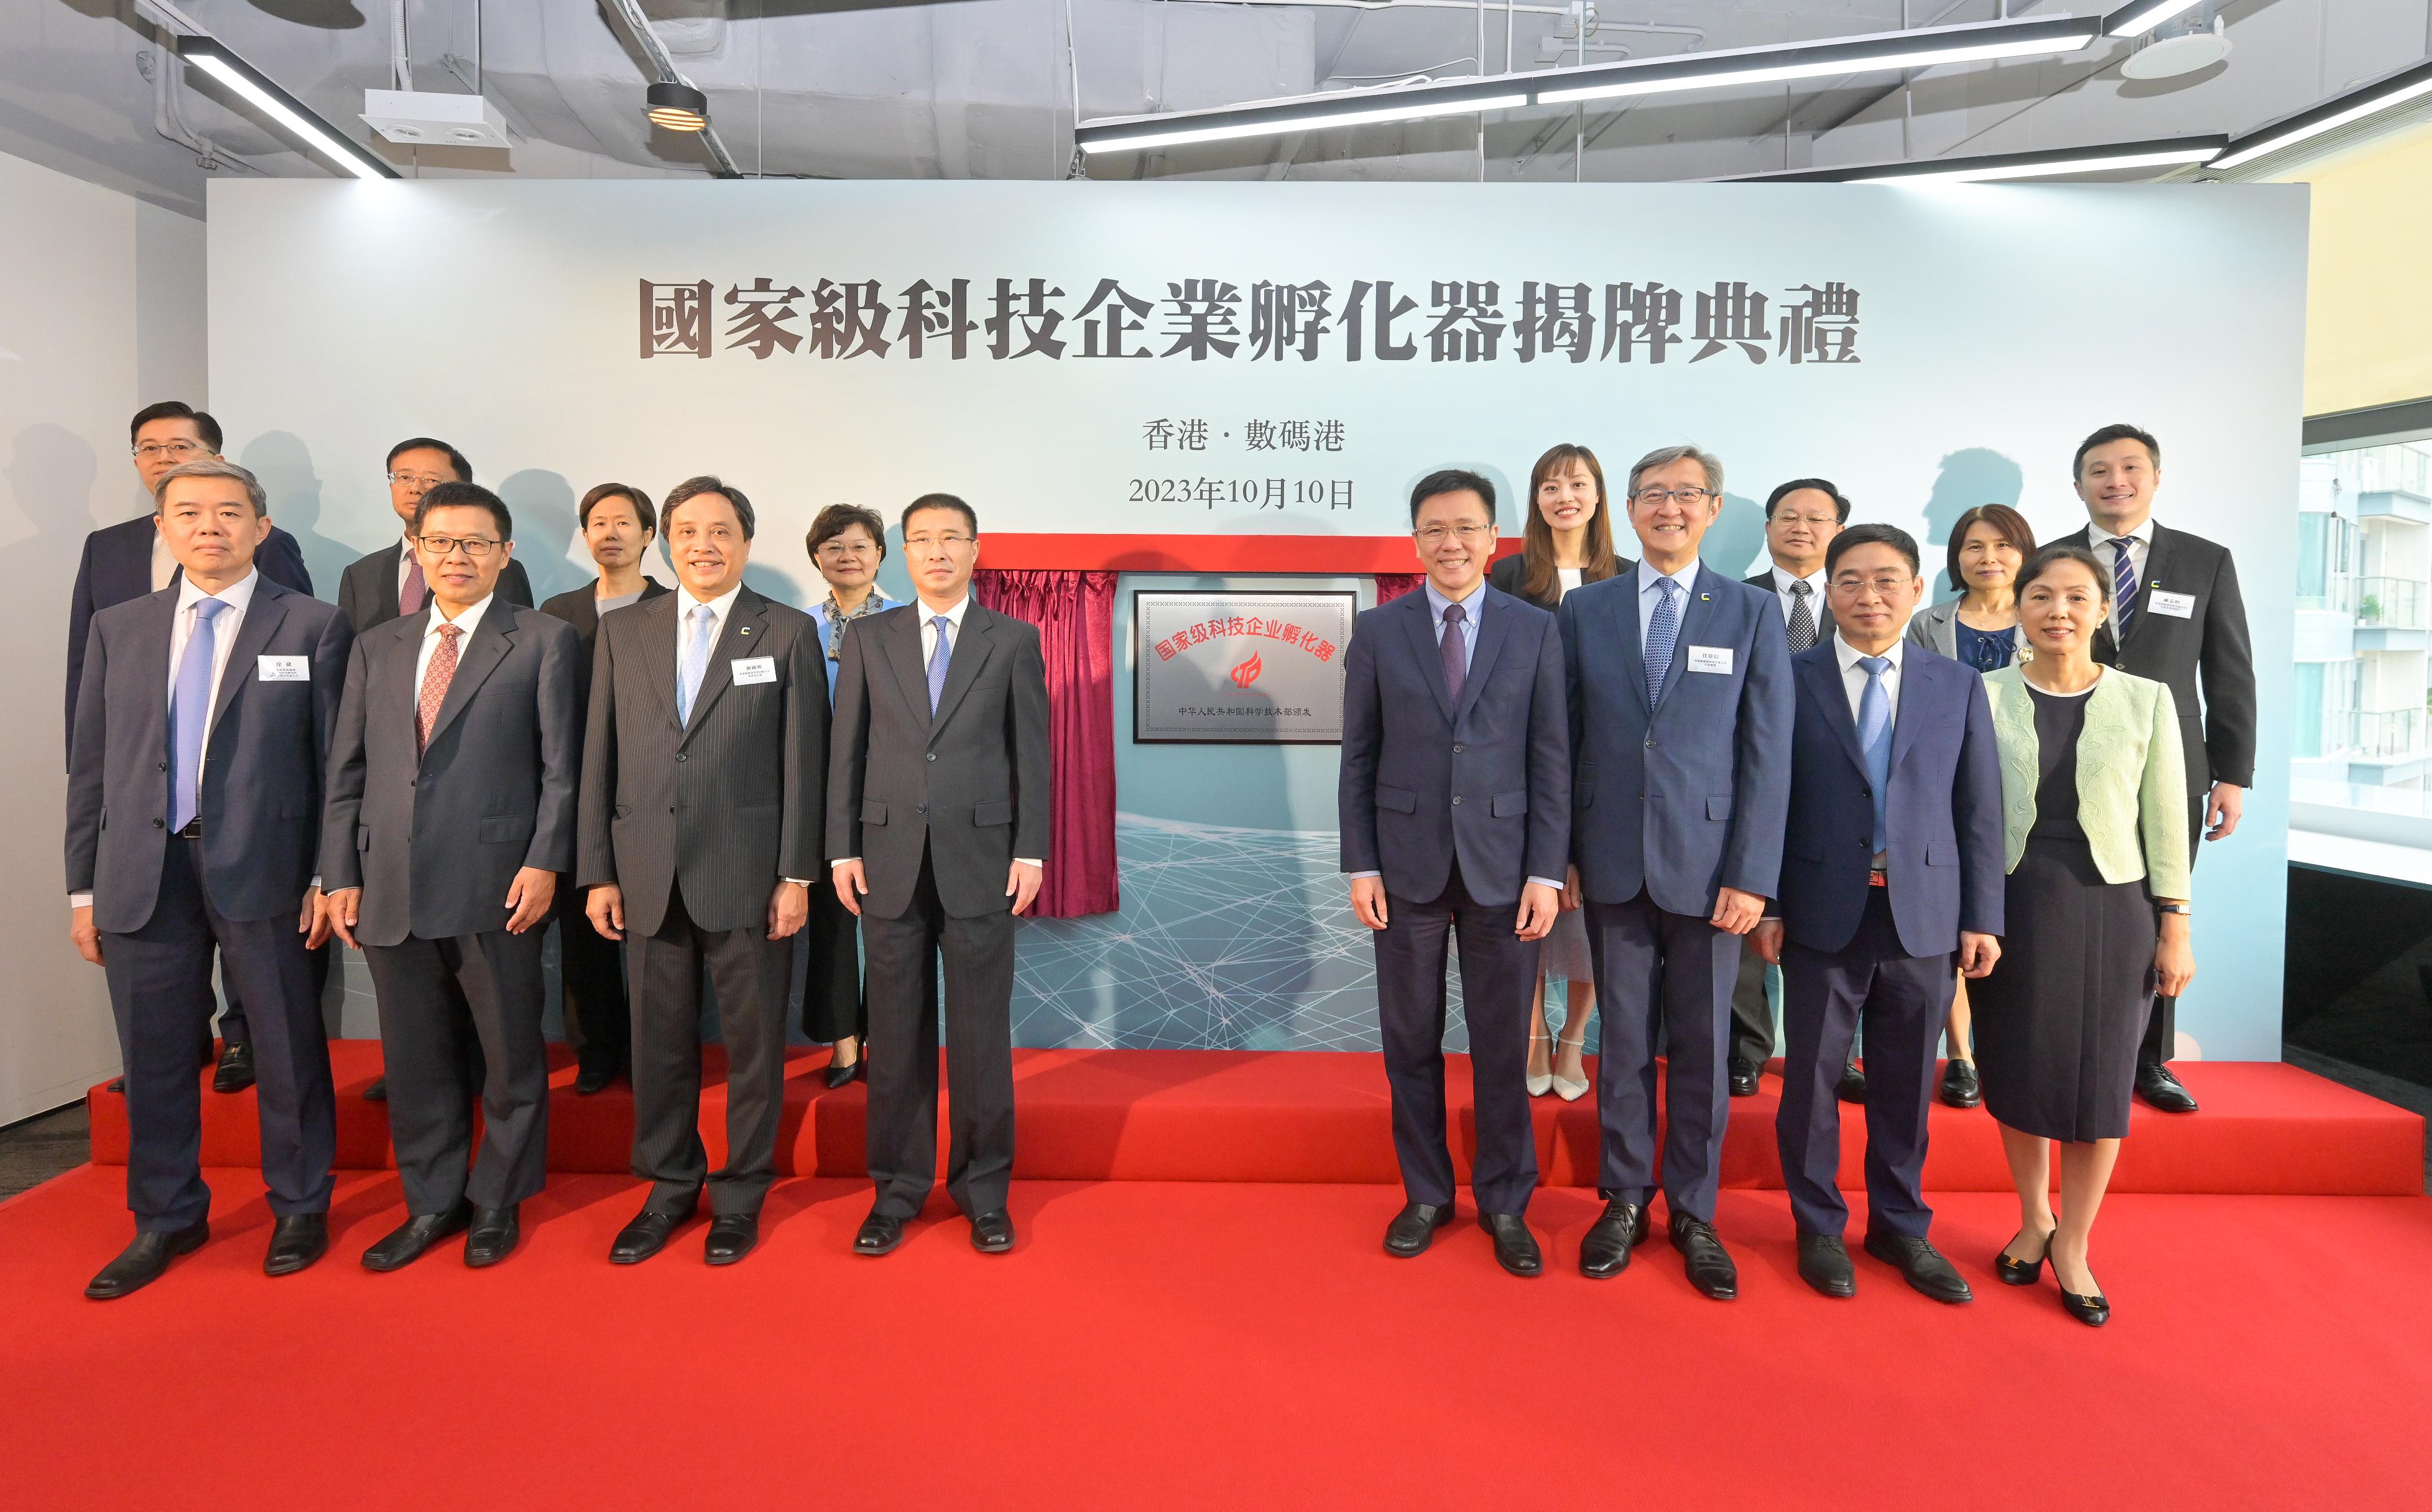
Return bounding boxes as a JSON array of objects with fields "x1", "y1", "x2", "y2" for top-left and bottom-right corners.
[
  {"x1": 675, "y1": 753, "x2": 688, "y2": 762},
  {"x1": 927, "y1": 752, "x2": 936, "y2": 761},
  {"x1": 1451, "y1": 795, "x2": 1462, "y2": 806},
  {"x1": 157, "y1": 762, "x2": 167, "y2": 772},
  {"x1": 917, "y1": 804, "x2": 927, "y2": 815},
  {"x1": 1452, "y1": 744, "x2": 1464, "y2": 754},
  {"x1": 152, "y1": 818, "x2": 164, "y2": 828}
]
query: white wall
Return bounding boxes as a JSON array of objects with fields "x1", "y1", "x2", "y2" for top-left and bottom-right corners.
[{"x1": 0, "y1": 149, "x2": 206, "y2": 1126}]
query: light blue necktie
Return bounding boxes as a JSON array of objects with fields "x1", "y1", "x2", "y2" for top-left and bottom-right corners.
[
  {"x1": 927, "y1": 615, "x2": 953, "y2": 714},
  {"x1": 1644, "y1": 576, "x2": 1681, "y2": 706},
  {"x1": 169, "y1": 597, "x2": 229, "y2": 833},
  {"x1": 678, "y1": 604, "x2": 714, "y2": 724},
  {"x1": 1857, "y1": 655, "x2": 1893, "y2": 856},
  {"x1": 2108, "y1": 537, "x2": 2138, "y2": 637}
]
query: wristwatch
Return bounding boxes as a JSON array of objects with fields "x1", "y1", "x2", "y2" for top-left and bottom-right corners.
[{"x1": 2157, "y1": 903, "x2": 2192, "y2": 916}]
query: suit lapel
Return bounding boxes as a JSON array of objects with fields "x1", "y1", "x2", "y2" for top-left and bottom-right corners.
[
  {"x1": 423, "y1": 601, "x2": 516, "y2": 750},
  {"x1": 682, "y1": 589, "x2": 767, "y2": 740},
  {"x1": 129, "y1": 587, "x2": 178, "y2": 732},
  {"x1": 208, "y1": 583, "x2": 292, "y2": 740},
  {"x1": 882, "y1": 606, "x2": 935, "y2": 731},
  {"x1": 1610, "y1": 576, "x2": 1652, "y2": 719},
  {"x1": 1889, "y1": 652, "x2": 1930, "y2": 773},
  {"x1": 1802, "y1": 650, "x2": 1868, "y2": 779},
  {"x1": 1454, "y1": 590, "x2": 1512, "y2": 725},
  {"x1": 929, "y1": 604, "x2": 999, "y2": 735},
  {"x1": 1398, "y1": 592, "x2": 1456, "y2": 724}
]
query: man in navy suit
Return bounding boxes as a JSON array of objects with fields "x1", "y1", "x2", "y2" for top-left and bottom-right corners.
[
  {"x1": 65, "y1": 459, "x2": 351, "y2": 1298},
  {"x1": 1341, "y1": 469, "x2": 1569, "y2": 1277},
  {"x1": 1558, "y1": 445, "x2": 1792, "y2": 1298},
  {"x1": 1752, "y1": 524, "x2": 2004, "y2": 1304},
  {"x1": 67, "y1": 402, "x2": 313, "y2": 1094}
]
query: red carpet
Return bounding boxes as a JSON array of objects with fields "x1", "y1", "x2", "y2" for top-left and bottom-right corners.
[
  {"x1": 85, "y1": 1043, "x2": 2428, "y2": 1194},
  {"x1": 4, "y1": 1164, "x2": 2430, "y2": 1510}
]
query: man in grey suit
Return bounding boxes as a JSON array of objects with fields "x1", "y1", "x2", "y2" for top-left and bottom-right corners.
[
  {"x1": 1341, "y1": 469, "x2": 1568, "y2": 1277},
  {"x1": 321, "y1": 482, "x2": 583, "y2": 1272},
  {"x1": 1558, "y1": 445, "x2": 1793, "y2": 1298},
  {"x1": 578, "y1": 476, "x2": 826, "y2": 1267},
  {"x1": 831, "y1": 493, "x2": 1051, "y2": 1258},
  {"x1": 65, "y1": 459, "x2": 350, "y2": 1298}
]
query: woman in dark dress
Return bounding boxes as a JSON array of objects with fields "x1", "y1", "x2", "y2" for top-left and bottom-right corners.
[
  {"x1": 1972, "y1": 546, "x2": 2192, "y2": 1327},
  {"x1": 1487, "y1": 444, "x2": 1628, "y2": 1099}
]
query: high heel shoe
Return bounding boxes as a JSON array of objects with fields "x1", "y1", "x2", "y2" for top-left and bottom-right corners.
[
  {"x1": 1995, "y1": 1225, "x2": 2054, "y2": 1286},
  {"x1": 2049, "y1": 1238, "x2": 2109, "y2": 1326},
  {"x1": 1525, "y1": 1035, "x2": 1554, "y2": 1098},
  {"x1": 1550, "y1": 1037, "x2": 1589, "y2": 1102}
]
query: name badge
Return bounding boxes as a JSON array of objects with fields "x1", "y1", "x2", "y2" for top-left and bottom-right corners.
[
  {"x1": 256, "y1": 655, "x2": 310, "y2": 682},
  {"x1": 731, "y1": 656, "x2": 777, "y2": 685},
  {"x1": 1685, "y1": 645, "x2": 1734, "y2": 675},
  {"x1": 2148, "y1": 589, "x2": 2196, "y2": 620}
]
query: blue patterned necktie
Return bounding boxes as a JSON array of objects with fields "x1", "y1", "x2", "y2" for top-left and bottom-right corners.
[
  {"x1": 169, "y1": 597, "x2": 229, "y2": 833},
  {"x1": 1438, "y1": 601, "x2": 1468, "y2": 703},
  {"x1": 1644, "y1": 576, "x2": 1681, "y2": 706},
  {"x1": 2109, "y1": 537, "x2": 2138, "y2": 637},
  {"x1": 1856, "y1": 655, "x2": 1893, "y2": 855},
  {"x1": 678, "y1": 603, "x2": 714, "y2": 724},
  {"x1": 927, "y1": 615, "x2": 953, "y2": 713}
]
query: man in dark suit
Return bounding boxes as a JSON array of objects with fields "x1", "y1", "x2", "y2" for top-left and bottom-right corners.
[
  {"x1": 1729, "y1": 477, "x2": 1854, "y2": 1100},
  {"x1": 65, "y1": 459, "x2": 349, "y2": 1298},
  {"x1": 340, "y1": 437, "x2": 534, "y2": 1106},
  {"x1": 1753, "y1": 523, "x2": 2004, "y2": 1303},
  {"x1": 1341, "y1": 469, "x2": 1568, "y2": 1277},
  {"x1": 2045, "y1": 423, "x2": 2254, "y2": 1114},
  {"x1": 69, "y1": 402, "x2": 312, "y2": 1095},
  {"x1": 321, "y1": 482, "x2": 582, "y2": 1272},
  {"x1": 831, "y1": 493, "x2": 1051, "y2": 1259},
  {"x1": 578, "y1": 476, "x2": 825, "y2": 1267},
  {"x1": 1558, "y1": 445, "x2": 1792, "y2": 1298},
  {"x1": 539, "y1": 483, "x2": 669, "y2": 1094}
]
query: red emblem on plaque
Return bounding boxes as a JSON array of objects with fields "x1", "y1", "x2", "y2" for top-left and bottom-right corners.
[{"x1": 1229, "y1": 652, "x2": 1264, "y2": 688}]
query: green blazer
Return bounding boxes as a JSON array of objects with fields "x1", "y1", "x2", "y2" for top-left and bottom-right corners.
[{"x1": 1982, "y1": 665, "x2": 2191, "y2": 897}]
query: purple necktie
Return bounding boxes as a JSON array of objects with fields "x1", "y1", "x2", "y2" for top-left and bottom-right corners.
[
  {"x1": 927, "y1": 615, "x2": 953, "y2": 713},
  {"x1": 399, "y1": 554, "x2": 427, "y2": 619},
  {"x1": 1440, "y1": 601, "x2": 1468, "y2": 704}
]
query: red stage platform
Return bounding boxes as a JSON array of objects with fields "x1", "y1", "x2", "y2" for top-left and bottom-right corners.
[{"x1": 85, "y1": 1042, "x2": 2425, "y2": 1194}]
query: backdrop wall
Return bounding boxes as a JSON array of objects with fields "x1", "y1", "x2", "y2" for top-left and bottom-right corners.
[
  {"x1": 1, "y1": 149, "x2": 206, "y2": 1125},
  {"x1": 208, "y1": 178, "x2": 2305, "y2": 1059}
]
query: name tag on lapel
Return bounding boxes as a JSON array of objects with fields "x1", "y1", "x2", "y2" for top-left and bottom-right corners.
[
  {"x1": 256, "y1": 655, "x2": 310, "y2": 682},
  {"x1": 1685, "y1": 645, "x2": 1733, "y2": 675},
  {"x1": 2147, "y1": 589, "x2": 2196, "y2": 619},
  {"x1": 731, "y1": 656, "x2": 777, "y2": 685}
]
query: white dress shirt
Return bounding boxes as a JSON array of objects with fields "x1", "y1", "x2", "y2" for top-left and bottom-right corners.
[
  {"x1": 2084, "y1": 518, "x2": 2153, "y2": 589},
  {"x1": 150, "y1": 532, "x2": 178, "y2": 592},
  {"x1": 1837, "y1": 637, "x2": 1903, "y2": 870},
  {"x1": 1635, "y1": 558, "x2": 1701, "y2": 645},
  {"x1": 835, "y1": 593, "x2": 1040, "y2": 871},
  {"x1": 1769, "y1": 565, "x2": 1829, "y2": 629},
  {"x1": 72, "y1": 569, "x2": 260, "y2": 908},
  {"x1": 417, "y1": 592, "x2": 494, "y2": 691},
  {"x1": 1555, "y1": 566, "x2": 1583, "y2": 599}
]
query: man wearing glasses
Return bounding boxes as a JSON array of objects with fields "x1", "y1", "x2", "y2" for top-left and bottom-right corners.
[
  {"x1": 336, "y1": 436, "x2": 534, "y2": 1102},
  {"x1": 319, "y1": 482, "x2": 581, "y2": 1271},
  {"x1": 1558, "y1": 446, "x2": 1792, "y2": 1298},
  {"x1": 67, "y1": 402, "x2": 313, "y2": 1097},
  {"x1": 830, "y1": 494, "x2": 1050, "y2": 1259}
]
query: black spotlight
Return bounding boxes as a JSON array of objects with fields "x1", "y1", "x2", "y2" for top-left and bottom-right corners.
[{"x1": 645, "y1": 80, "x2": 710, "y2": 132}]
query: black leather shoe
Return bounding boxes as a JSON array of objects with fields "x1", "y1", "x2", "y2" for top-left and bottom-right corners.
[
  {"x1": 1939, "y1": 1058, "x2": 1981, "y2": 1109},
  {"x1": 2060, "y1": 1284, "x2": 2111, "y2": 1327},
  {"x1": 825, "y1": 1055, "x2": 865, "y2": 1090},
  {"x1": 362, "y1": 1075, "x2": 388, "y2": 1104},
  {"x1": 2135, "y1": 1062, "x2": 2198, "y2": 1113},
  {"x1": 1578, "y1": 1200, "x2": 1650, "y2": 1279},
  {"x1": 573, "y1": 1058, "x2": 621, "y2": 1096},
  {"x1": 1481, "y1": 1213, "x2": 1542, "y2": 1277},
  {"x1": 610, "y1": 1198, "x2": 696, "y2": 1265},
  {"x1": 1996, "y1": 1227, "x2": 2053, "y2": 1286},
  {"x1": 1865, "y1": 1230, "x2": 1973, "y2": 1304},
  {"x1": 212, "y1": 1043, "x2": 256, "y2": 1095},
  {"x1": 854, "y1": 1209, "x2": 907, "y2": 1256},
  {"x1": 464, "y1": 1205, "x2": 521, "y2": 1268},
  {"x1": 1835, "y1": 1061, "x2": 1867, "y2": 1104},
  {"x1": 1668, "y1": 1214, "x2": 1739, "y2": 1300},
  {"x1": 1796, "y1": 1232, "x2": 1856, "y2": 1298},
  {"x1": 85, "y1": 1220, "x2": 208, "y2": 1299},
  {"x1": 704, "y1": 1213, "x2": 759, "y2": 1266},
  {"x1": 263, "y1": 1214, "x2": 328, "y2": 1276},
  {"x1": 969, "y1": 1210, "x2": 1015, "y2": 1253},
  {"x1": 361, "y1": 1203, "x2": 474, "y2": 1272},
  {"x1": 1727, "y1": 1058, "x2": 1760, "y2": 1097},
  {"x1": 1383, "y1": 1202, "x2": 1455, "y2": 1257}
]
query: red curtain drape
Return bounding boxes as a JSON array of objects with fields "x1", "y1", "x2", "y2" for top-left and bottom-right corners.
[
  {"x1": 1376, "y1": 573, "x2": 1425, "y2": 604},
  {"x1": 971, "y1": 568, "x2": 1119, "y2": 918}
]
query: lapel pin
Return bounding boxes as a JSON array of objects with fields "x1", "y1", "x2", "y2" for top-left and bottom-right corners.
[{"x1": 738, "y1": 627, "x2": 751, "y2": 636}]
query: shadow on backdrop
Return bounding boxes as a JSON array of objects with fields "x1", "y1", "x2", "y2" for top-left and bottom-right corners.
[
  {"x1": 240, "y1": 431, "x2": 359, "y2": 597},
  {"x1": 1921, "y1": 447, "x2": 2025, "y2": 563}
]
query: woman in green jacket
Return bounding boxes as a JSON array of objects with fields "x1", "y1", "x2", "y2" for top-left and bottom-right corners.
[{"x1": 1971, "y1": 545, "x2": 2193, "y2": 1327}]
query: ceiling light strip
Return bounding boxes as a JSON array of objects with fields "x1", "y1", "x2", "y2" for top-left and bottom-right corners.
[
  {"x1": 2103, "y1": 0, "x2": 2208, "y2": 39},
  {"x1": 2209, "y1": 58, "x2": 2432, "y2": 170},
  {"x1": 177, "y1": 37, "x2": 399, "y2": 180}
]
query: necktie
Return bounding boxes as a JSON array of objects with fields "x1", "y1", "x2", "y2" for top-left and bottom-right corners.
[
  {"x1": 1438, "y1": 601, "x2": 1468, "y2": 704},
  {"x1": 927, "y1": 615, "x2": 953, "y2": 714},
  {"x1": 1786, "y1": 579, "x2": 1818, "y2": 652},
  {"x1": 1644, "y1": 576, "x2": 1681, "y2": 706},
  {"x1": 167, "y1": 597, "x2": 229, "y2": 834},
  {"x1": 2108, "y1": 537, "x2": 2138, "y2": 638},
  {"x1": 678, "y1": 604, "x2": 714, "y2": 724},
  {"x1": 417, "y1": 622, "x2": 461, "y2": 752},
  {"x1": 1856, "y1": 655, "x2": 1893, "y2": 857},
  {"x1": 399, "y1": 553, "x2": 427, "y2": 620}
]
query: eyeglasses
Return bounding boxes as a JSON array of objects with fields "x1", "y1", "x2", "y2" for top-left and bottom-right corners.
[
  {"x1": 1830, "y1": 573, "x2": 1913, "y2": 597},
  {"x1": 1770, "y1": 512, "x2": 1839, "y2": 528},
  {"x1": 388, "y1": 471, "x2": 450, "y2": 491},
  {"x1": 904, "y1": 533, "x2": 974, "y2": 550},
  {"x1": 1632, "y1": 486, "x2": 1714, "y2": 506},
  {"x1": 1414, "y1": 524, "x2": 1492, "y2": 545},
  {"x1": 416, "y1": 535, "x2": 503, "y2": 558},
  {"x1": 134, "y1": 441, "x2": 204, "y2": 461},
  {"x1": 816, "y1": 539, "x2": 877, "y2": 558}
]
